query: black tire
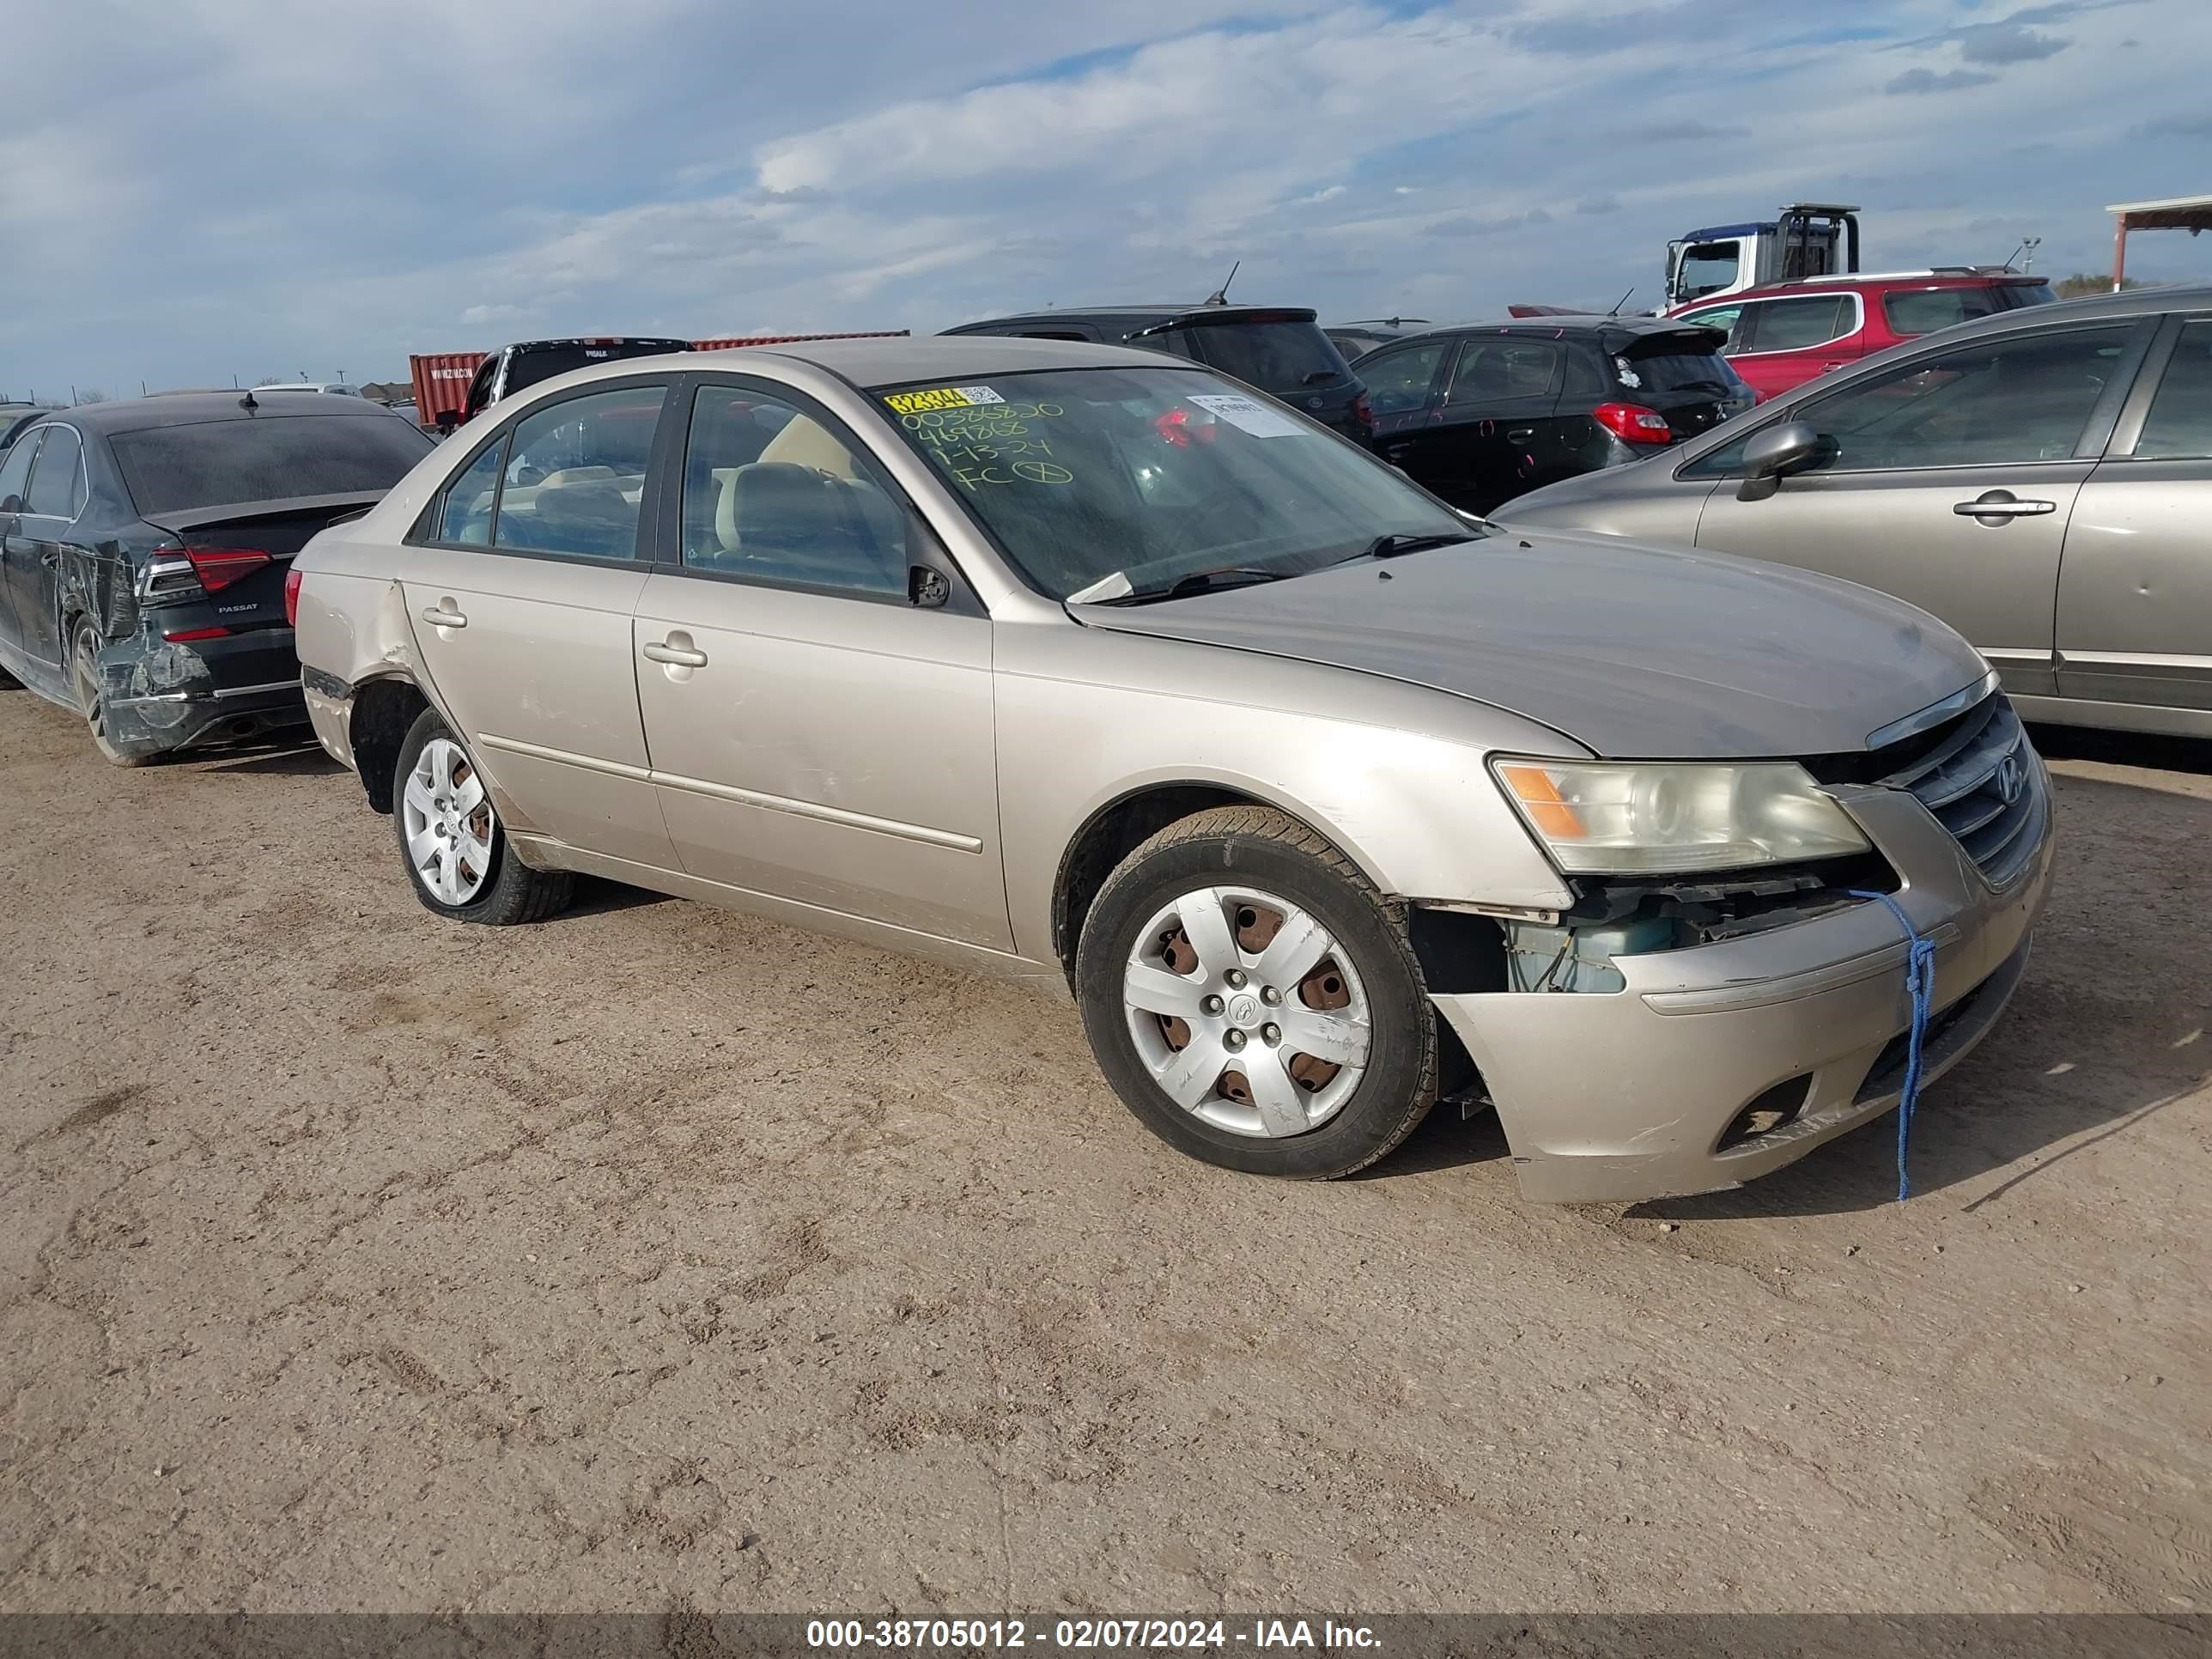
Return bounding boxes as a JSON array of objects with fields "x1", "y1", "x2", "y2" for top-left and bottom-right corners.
[
  {"x1": 70, "y1": 617, "x2": 156, "y2": 768},
  {"x1": 1075, "y1": 805, "x2": 1437, "y2": 1179},
  {"x1": 392, "y1": 706, "x2": 573, "y2": 926}
]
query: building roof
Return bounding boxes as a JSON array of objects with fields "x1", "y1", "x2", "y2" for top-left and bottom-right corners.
[{"x1": 2106, "y1": 193, "x2": 2212, "y2": 229}]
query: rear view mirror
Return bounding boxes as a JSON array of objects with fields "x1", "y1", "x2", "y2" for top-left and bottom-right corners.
[{"x1": 1741, "y1": 420, "x2": 1824, "y2": 480}]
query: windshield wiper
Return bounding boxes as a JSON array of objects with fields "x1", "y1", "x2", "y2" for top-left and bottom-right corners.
[
  {"x1": 1352, "y1": 531, "x2": 1482, "y2": 562},
  {"x1": 1068, "y1": 565, "x2": 1290, "y2": 606}
]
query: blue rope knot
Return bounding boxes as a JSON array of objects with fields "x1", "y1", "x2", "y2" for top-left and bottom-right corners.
[{"x1": 1850, "y1": 890, "x2": 1938, "y2": 1202}]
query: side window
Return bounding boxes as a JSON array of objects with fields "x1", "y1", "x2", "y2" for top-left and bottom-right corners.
[
  {"x1": 1359, "y1": 342, "x2": 1447, "y2": 416},
  {"x1": 462, "y1": 356, "x2": 500, "y2": 418},
  {"x1": 1016, "y1": 329, "x2": 1095, "y2": 343},
  {"x1": 1563, "y1": 347, "x2": 1607, "y2": 399},
  {"x1": 1792, "y1": 324, "x2": 2138, "y2": 471},
  {"x1": 1744, "y1": 295, "x2": 1853, "y2": 353},
  {"x1": 1680, "y1": 305, "x2": 1747, "y2": 350},
  {"x1": 2132, "y1": 320, "x2": 2212, "y2": 460},
  {"x1": 26, "y1": 426, "x2": 82, "y2": 517},
  {"x1": 435, "y1": 437, "x2": 508, "y2": 544},
  {"x1": 0, "y1": 429, "x2": 43, "y2": 508},
  {"x1": 678, "y1": 383, "x2": 908, "y2": 598},
  {"x1": 489, "y1": 384, "x2": 667, "y2": 561},
  {"x1": 1447, "y1": 341, "x2": 1561, "y2": 405}
]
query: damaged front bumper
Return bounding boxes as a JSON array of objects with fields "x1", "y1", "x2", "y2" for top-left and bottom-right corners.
[
  {"x1": 1431, "y1": 773, "x2": 2055, "y2": 1204},
  {"x1": 96, "y1": 627, "x2": 308, "y2": 757}
]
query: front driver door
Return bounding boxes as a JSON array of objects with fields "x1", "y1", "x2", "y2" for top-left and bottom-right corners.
[
  {"x1": 400, "y1": 379, "x2": 680, "y2": 871},
  {"x1": 1691, "y1": 318, "x2": 2154, "y2": 700},
  {"x1": 0, "y1": 429, "x2": 45, "y2": 665},
  {"x1": 632, "y1": 377, "x2": 1011, "y2": 951}
]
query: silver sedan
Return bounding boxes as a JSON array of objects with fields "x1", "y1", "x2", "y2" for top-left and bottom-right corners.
[{"x1": 289, "y1": 337, "x2": 2052, "y2": 1202}]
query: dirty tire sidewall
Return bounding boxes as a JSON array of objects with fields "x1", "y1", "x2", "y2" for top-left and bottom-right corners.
[
  {"x1": 1076, "y1": 805, "x2": 1437, "y2": 1180},
  {"x1": 392, "y1": 706, "x2": 574, "y2": 927}
]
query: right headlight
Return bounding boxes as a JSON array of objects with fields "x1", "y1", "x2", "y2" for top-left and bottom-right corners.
[{"x1": 1492, "y1": 758, "x2": 1870, "y2": 875}]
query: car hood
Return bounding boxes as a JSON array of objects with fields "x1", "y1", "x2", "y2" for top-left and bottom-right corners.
[{"x1": 1073, "y1": 529, "x2": 1989, "y2": 759}]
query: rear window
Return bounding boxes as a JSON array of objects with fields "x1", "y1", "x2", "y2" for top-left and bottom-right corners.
[
  {"x1": 1179, "y1": 320, "x2": 1352, "y2": 392},
  {"x1": 1620, "y1": 347, "x2": 1747, "y2": 394},
  {"x1": 111, "y1": 414, "x2": 433, "y2": 518},
  {"x1": 503, "y1": 342, "x2": 690, "y2": 398},
  {"x1": 1884, "y1": 283, "x2": 2056, "y2": 337}
]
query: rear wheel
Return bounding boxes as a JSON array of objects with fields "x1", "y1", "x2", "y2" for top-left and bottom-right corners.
[
  {"x1": 1075, "y1": 805, "x2": 1437, "y2": 1179},
  {"x1": 392, "y1": 707, "x2": 572, "y2": 925},
  {"x1": 70, "y1": 617, "x2": 155, "y2": 768}
]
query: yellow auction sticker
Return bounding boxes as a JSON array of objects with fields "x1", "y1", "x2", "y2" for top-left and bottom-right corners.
[{"x1": 884, "y1": 384, "x2": 1006, "y2": 416}]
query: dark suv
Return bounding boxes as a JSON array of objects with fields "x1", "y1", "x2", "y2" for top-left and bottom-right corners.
[
  {"x1": 944, "y1": 305, "x2": 1371, "y2": 441},
  {"x1": 1348, "y1": 316, "x2": 1756, "y2": 514}
]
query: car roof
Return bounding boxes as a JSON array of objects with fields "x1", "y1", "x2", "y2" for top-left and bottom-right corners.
[
  {"x1": 951, "y1": 304, "x2": 1320, "y2": 328},
  {"x1": 504, "y1": 336, "x2": 691, "y2": 351},
  {"x1": 57, "y1": 392, "x2": 416, "y2": 434},
  {"x1": 1705, "y1": 270, "x2": 2051, "y2": 302},
  {"x1": 1418, "y1": 314, "x2": 1708, "y2": 341}
]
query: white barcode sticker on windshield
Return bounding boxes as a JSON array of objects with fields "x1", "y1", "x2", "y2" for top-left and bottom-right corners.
[
  {"x1": 1188, "y1": 392, "x2": 1303, "y2": 438},
  {"x1": 954, "y1": 385, "x2": 1006, "y2": 404}
]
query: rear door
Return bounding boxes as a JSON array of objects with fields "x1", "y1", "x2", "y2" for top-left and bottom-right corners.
[
  {"x1": 399, "y1": 378, "x2": 681, "y2": 872},
  {"x1": 1692, "y1": 318, "x2": 2155, "y2": 700},
  {"x1": 1358, "y1": 337, "x2": 1454, "y2": 481},
  {"x1": 631, "y1": 376, "x2": 1010, "y2": 948},
  {"x1": 2058, "y1": 312, "x2": 2212, "y2": 714},
  {"x1": 1728, "y1": 294, "x2": 1863, "y2": 399},
  {"x1": 1430, "y1": 336, "x2": 1564, "y2": 512}
]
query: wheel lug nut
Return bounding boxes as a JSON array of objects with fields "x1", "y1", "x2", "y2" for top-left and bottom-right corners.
[
  {"x1": 1225, "y1": 969, "x2": 1248, "y2": 988},
  {"x1": 1261, "y1": 985, "x2": 1281, "y2": 1006},
  {"x1": 1200, "y1": 994, "x2": 1224, "y2": 1016},
  {"x1": 1224, "y1": 1029, "x2": 1247, "y2": 1051},
  {"x1": 1262, "y1": 1024, "x2": 1280, "y2": 1044}
]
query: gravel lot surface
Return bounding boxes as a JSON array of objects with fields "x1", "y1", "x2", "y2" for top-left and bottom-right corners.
[{"x1": 2, "y1": 684, "x2": 2206, "y2": 1615}]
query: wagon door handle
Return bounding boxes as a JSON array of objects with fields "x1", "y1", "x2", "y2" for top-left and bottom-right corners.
[
  {"x1": 1953, "y1": 491, "x2": 2056, "y2": 522},
  {"x1": 641, "y1": 637, "x2": 708, "y2": 668},
  {"x1": 420, "y1": 604, "x2": 468, "y2": 629}
]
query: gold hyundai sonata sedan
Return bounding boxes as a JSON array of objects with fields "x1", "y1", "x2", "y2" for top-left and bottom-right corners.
[{"x1": 289, "y1": 337, "x2": 2052, "y2": 1201}]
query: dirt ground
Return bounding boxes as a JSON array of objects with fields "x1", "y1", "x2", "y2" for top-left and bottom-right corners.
[{"x1": 1, "y1": 680, "x2": 2206, "y2": 1618}]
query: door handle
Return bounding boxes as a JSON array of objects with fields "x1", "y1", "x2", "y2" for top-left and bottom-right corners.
[
  {"x1": 1382, "y1": 441, "x2": 1413, "y2": 461},
  {"x1": 1505, "y1": 428, "x2": 1534, "y2": 443},
  {"x1": 420, "y1": 605, "x2": 468, "y2": 629},
  {"x1": 39, "y1": 550, "x2": 58, "y2": 568},
  {"x1": 1820, "y1": 361, "x2": 1849, "y2": 372},
  {"x1": 642, "y1": 639, "x2": 708, "y2": 668},
  {"x1": 1953, "y1": 492, "x2": 2056, "y2": 522}
]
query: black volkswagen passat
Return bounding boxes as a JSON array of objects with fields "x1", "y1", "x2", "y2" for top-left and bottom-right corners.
[{"x1": 0, "y1": 392, "x2": 432, "y2": 764}]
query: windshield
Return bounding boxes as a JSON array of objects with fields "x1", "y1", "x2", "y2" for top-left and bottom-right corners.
[
  {"x1": 112, "y1": 414, "x2": 433, "y2": 517},
  {"x1": 1177, "y1": 320, "x2": 1352, "y2": 392},
  {"x1": 1675, "y1": 243, "x2": 1741, "y2": 301},
  {"x1": 876, "y1": 366, "x2": 1474, "y2": 600}
]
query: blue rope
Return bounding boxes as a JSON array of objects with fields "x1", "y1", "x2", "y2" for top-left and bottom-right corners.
[{"x1": 1850, "y1": 890, "x2": 1937, "y2": 1202}]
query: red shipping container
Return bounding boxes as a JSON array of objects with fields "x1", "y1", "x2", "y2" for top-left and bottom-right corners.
[{"x1": 408, "y1": 351, "x2": 488, "y2": 428}]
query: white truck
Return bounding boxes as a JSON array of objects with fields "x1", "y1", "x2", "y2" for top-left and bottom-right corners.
[{"x1": 1663, "y1": 203, "x2": 1862, "y2": 310}]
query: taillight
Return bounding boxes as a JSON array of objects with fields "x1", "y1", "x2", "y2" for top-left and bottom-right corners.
[
  {"x1": 1592, "y1": 402, "x2": 1674, "y2": 445},
  {"x1": 1154, "y1": 407, "x2": 1218, "y2": 447},
  {"x1": 182, "y1": 547, "x2": 271, "y2": 592},
  {"x1": 162, "y1": 626, "x2": 232, "y2": 643},
  {"x1": 283, "y1": 565, "x2": 303, "y2": 629},
  {"x1": 1352, "y1": 392, "x2": 1374, "y2": 428}
]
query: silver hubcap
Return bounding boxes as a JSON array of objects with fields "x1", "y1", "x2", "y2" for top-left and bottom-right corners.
[
  {"x1": 1122, "y1": 885, "x2": 1372, "y2": 1138},
  {"x1": 401, "y1": 737, "x2": 495, "y2": 905},
  {"x1": 72, "y1": 629, "x2": 107, "y2": 742}
]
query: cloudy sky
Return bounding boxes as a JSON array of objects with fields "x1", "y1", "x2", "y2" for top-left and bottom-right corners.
[{"x1": 3, "y1": 0, "x2": 2209, "y2": 398}]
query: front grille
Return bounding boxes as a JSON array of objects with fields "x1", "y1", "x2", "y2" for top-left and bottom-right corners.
[{"x1": 1873, "y1": 694, "x2": 2045, "y2": 887}]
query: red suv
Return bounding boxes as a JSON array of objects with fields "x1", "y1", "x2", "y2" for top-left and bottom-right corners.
[{"x1": 1665, "y1": 270, "x2": 2054, "y2": 399}]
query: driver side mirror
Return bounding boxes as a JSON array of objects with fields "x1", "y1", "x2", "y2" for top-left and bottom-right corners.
[
  {"x1": 0, "y1": 494, "x2": 19, "y2": 515},
  {"x1": 908, "y1": 564, "x2": 951, "y2": 609},
  {"x1": 1741, "y1": 420, "x2": 1824, "y2": 481}
]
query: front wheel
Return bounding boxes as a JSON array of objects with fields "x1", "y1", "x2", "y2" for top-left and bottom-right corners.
[
  {"x1": 392, "y1": 707, "x2": 573, "y2": 925},
  {"x1": 1075, "y1": 805, "x2": 1437, "y2": 1179}
]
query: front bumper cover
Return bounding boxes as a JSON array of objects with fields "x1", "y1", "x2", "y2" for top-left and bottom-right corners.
[{"x1": 1432, "y1": 770, "x2": 2055, "y2": 1203}]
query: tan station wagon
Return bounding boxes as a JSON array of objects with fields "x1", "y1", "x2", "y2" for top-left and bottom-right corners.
[{"x1": 290, "y1": 337, "x2": 2053, "y2": 1201}]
